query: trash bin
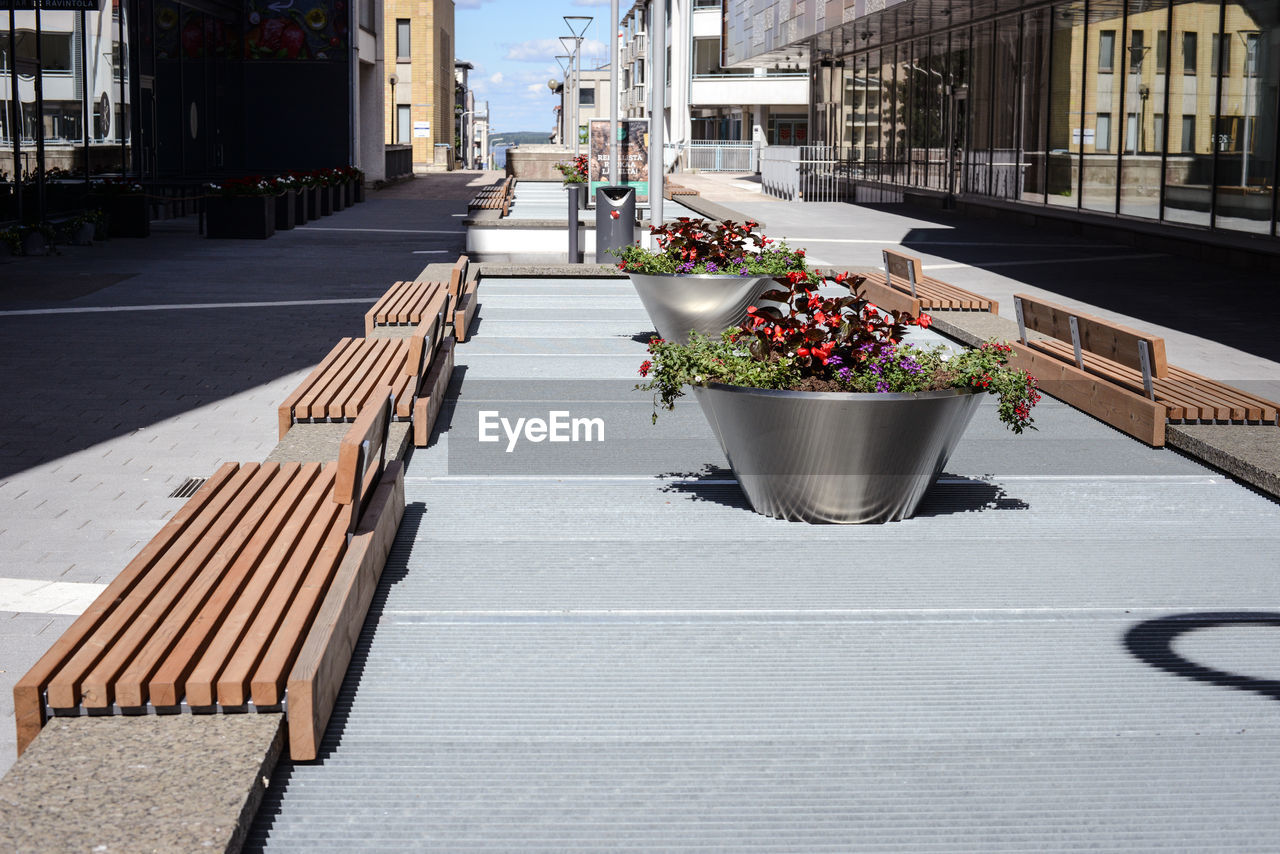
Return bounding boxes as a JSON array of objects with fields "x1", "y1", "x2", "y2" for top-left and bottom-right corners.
[{"x1": 595, "y1": 186, "x2": 636, "y2": 263}]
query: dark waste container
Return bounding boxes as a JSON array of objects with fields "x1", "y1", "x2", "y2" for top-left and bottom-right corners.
[{"x1": 595, "y1": 186, "x2": 636, "y2": 263}]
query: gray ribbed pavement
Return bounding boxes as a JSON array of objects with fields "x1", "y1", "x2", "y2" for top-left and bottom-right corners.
[{"x1": 248, "y1": 276, "x2": 1280, "y2": 852}]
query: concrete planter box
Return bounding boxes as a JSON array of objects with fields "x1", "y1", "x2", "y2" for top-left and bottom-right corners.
[
  {"x1": 332, "y1": 183, "x2": 346, "y2": 212},
  {"x1": 275, "y1": 189, "x2": 297, "y2": 231},
  {"x1": 354, "y1": 182, "x2": 366, "y2": 203},
  {"x1": 319, "y1": 185, "x2": 334, "y2": 216},
  {"x1": 692, "y1": 384, "x2": 983, "y2": 523},
  {"x1": 90, "y1": 193, "x2": 150, "y2": 238},
  {"x1": 207, "y1": 194, "x2": 276, "y2": 239},
  {"x1": 294, "y1": 187, "x2": 310, "y2": 224},
  {"x1": 305, "y1": 186, "x2": 321, "y2": 219}
]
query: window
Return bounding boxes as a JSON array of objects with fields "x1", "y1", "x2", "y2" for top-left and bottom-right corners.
[
  {"x1": 1156, "y1": 30, "x2": 1167, "y2": 73},
  {"x1": 1096, "y1": 113, "x2": 1111, "y2": 152},
  {"x1": 359, "y1": 0, "x2": 374, "y2": 33},
  {"x1": 396, "y1": 19, "x2": 410, "y2": 60},
  {"x1": 1154, "y1": 113, "x2": 1165, "y2": 148},
  {"x1": 693, "y1": 36, "x2": 747, "y2": 76},
  {"x1": 397, "y1": 104, "x2": 411, "y2": 144},
  {"x1": 1211, "y1": 33, "x2": 1229, "y2": 75},
  {"x1": 579, "y1": 86, "x2": 595, "y2": 106},
  {"x1": 1182, "y1": 31, "x2": 1197, "y2": 75},
  {"x1": 1128, "y1": 30, "x2": 1144, "y2": 72},
  {"x1": 1126, "y1": 113, "x2": 1138, "y2": 152},
  {"x1": 1245, "y1": 33, "x2": 1260, "y2": 77},
  {"x1": 1099, "y1": 30, "x2": 1115, "y2": 73},
  {"x1": 1181, "y1": 114, "x2": 1195, "y2": 153}
]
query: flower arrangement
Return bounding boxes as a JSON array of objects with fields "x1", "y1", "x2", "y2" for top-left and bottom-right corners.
[
  {"x1": 637, "y1": 266, "x2": 1040, "y2": 432},
  {"x1": 612, "y1": 217, "x2": 808, "y2": 277},
  {"x1": 89, "y1": 177, "x2": 144, "y2": 195},
  {"x1": 272, "y1": 174, "x2": 303, "y2": 191},
  {"x1": 209, "y1": 176, "x2": 277, "y2": 196},
  {"x1": 554, "y1": 154, "x2": 588, "y2": 184}
]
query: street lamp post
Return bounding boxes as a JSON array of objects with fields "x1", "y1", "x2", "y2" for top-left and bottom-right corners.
[
  {"x1": 555, "y1": 55, "x2": 572, "y2": 145},
  {"x1": 563, "y1": 16, "x2": 591, "y2": 159},
  {"x1": 389, "y1": 74, "x2": 398, "y2": 144}
]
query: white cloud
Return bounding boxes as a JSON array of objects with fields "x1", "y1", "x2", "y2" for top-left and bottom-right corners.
[
  {"x1": 527, "y1": 82, "x2": 550, "y2": 95},
  {"x1": 454, "y1": 0, "x2": 491, "y2": 8},
  {"x1": 489, "y1": 72, "x2": 504, "y2": 85},
  {"x1": 505, "y1": 37, "x2": 606, "y2": 63}
]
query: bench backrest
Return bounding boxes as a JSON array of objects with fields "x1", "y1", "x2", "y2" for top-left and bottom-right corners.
[
  {"x1": 882, "y1": 249, "x2": 923, "y2": 297},
  {"x1": 405, "y1": 302, "x2": 443, "y2": 380},
  {"x1": 450, "y1": 254, "x2": 470, "y2": 303},
  {"x1": 334, "y1": 389, "x2": 393, "y2": 537},
  {"x1": 1014, "y1": 293, "x2": 1169, "y2": 390}
]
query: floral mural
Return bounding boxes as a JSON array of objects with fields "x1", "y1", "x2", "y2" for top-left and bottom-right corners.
[{"x1": 244, "y1": 0, "x2": 348, "y2": 60}]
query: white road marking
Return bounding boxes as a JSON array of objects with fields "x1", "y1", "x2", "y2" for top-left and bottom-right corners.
[
  {"x1": 412, "y1": 250, "x2": 451, "y2": 254},
  {"x1": 0, "y1": 578, "x2": 106, "y2": 616},
  {"x1": 0, "y1": 298, "x2": 372, "y2": 318},
  {"x1": 296, "y1": 226, "x2": 466, "y2": 234}
]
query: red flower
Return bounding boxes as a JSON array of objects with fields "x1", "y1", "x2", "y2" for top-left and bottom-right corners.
[
  {"x1": 786, "y1": 271, "x2": 806, "y2": 285},
  {"x1": 638, "y1": 360, "x2": 652, "y2": 377},
  {"x1": 917, "y1": 312, "x2": 933, "y2": 328},
  {"x1": 834, "y1": 271, "x2": 849, "y2": 284}
]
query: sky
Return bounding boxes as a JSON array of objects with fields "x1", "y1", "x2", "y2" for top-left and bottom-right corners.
[{"x1": 455, "y1": 0, "x2": 619, "y2": 138}]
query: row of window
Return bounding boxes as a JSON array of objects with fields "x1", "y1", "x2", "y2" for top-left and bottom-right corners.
[{"x1": 1097, "y1": 28, "x2": 1260, "y2": 76}]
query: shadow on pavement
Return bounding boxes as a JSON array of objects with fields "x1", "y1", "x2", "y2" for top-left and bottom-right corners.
[{"x1": 1124, "y1": 612, "x2": 1280, "y2": 702}]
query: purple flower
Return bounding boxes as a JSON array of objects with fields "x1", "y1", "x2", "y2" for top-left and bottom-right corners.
[
  {"x1": 875, "y1": 381, "x2": 891, "y2": 393},
  {"x1": 705, "y1": 261, "x2": 719, "y2": 273}
]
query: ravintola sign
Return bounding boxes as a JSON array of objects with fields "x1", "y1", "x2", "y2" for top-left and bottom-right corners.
[
  {"x1": 588, "y1": 118, "x2": 649, "y2": 200},
  {"x1": 0, "y1": 0, "x2": 105, "y2": 9}
]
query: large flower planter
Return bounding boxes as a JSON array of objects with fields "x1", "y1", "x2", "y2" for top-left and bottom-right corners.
[
  {"x1": 206, "y1": 195, "x2": 276, "y2": 239},
  {"x1": 294, "y1": 188, "x2": 310, "y2": 224},
  {"x1": 692, "y1": 383, "x2": 982, "y2": 523},
  {"x1": 93, "y1": 193, "x2": 150, "y2": 238},
  {"x1": 331, "y1": 184, "x2": 345, "y2": 212},
  {"x1": 354, "y1": 182, "x2": 365, "y2": 203},
  {"x1": 305, "y1": 186, "x2": 321, "y2": 220},
  {"x1": 275, "y1": 189, "x2": 296, "y2": 231},
  {"x1": 342, "y1": 180, "x2": 354, "y2": 207},
  {"x1": 319, "y1": 185, "x2": 334, "y2": 216},
  {"x1": 627, "y1": 272, "x2": 778, "y2": 345}
]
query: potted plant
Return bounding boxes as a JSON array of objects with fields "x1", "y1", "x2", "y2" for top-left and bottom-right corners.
[
  {"x1": 555, "y1": 154, "x2": 588, "y2": 194},
  {"x1": 349, "y1": 166, "x2": 366, "y2": 203},
  {"x1": 322, "y1": 168, "x2": 346, "y2": 212},
  {"x1": 288, "y1": 171, "x2": 316, "y2": 223},
  {"x1": 272, "y1": 174, "x2": 300, "y2": 231},
  {"x1": 612, "y1": 218, "x2": 809, "y2": 344},
  {"x1": 206, "y1": 176, "x2": 277, "y2": 239},
  {"x1": 637, "y1": 269, "x2": 1041, "y2": 523},
  {"x1": 87, "y1": 178, "x2": 149, "y2": 238},
  {"x1": 65, "y1": 209, "x2": 104, "y2": 245},
  {"x1": 0, "y1": 225, "x2": 22, "y2": 257}
]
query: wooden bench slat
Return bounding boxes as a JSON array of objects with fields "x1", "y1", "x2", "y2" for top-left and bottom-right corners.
[
  {"x1": 1167, "y1": 366, "x2": 1278, "y2": 421},
  {"x1": 453, "y1": 278, "x2": 479, "y2": 343},
  {"x1": 386, "y1": 280, "x2": 429, "y2": 325},
  {"x1": 41, "y1": 464, "x2": 260, "y2": 710},
  {"x1": 215, "y1": 464, "x2": 343, "y2": 707},
  {"x1": 183, "y1": 462, "x2": 328, "y2": 707},
  {"x1": 341, "y1": 344, "x2": 406, "y2": 420},
  {"x1": 1031, "y1": 339, "x2": 1213, "y2": 420},
  {"x1": 390, "y1": 368, "x2": 417, "y2": 419},
  {"x1": 250, "y1": 516, "x2": 350, "y2": 707},
  {"x1": 146, "y1": 463, "x2": 324, "y2": 707},
  {"x1": 327, "y1": 340, "x2": 391, "y2": 419},
  {"x1": 306, "y1": 340, "x2": 387, "y2": 421},
  {"x1": 1015, "y1": 293, "x2": 1168, "y2": 378},
  {"x1": 279, "y1": 339, "x2": 353, "y2": 438},
  {"x1": 13, "y1": 463, "x2": 242, "y2": 754},
  {"x1": 293, "y1": 339, "x2": 362, "y2": 422},
  {"x1": 367, "y1": 281, "x2": 409, "y2": 331},
  {"x1": 71, "y1": 463, "x2": 279, "y2": 709},
  {"x1": 114, "y1": 463, "x2": 305, "y2": 708}
]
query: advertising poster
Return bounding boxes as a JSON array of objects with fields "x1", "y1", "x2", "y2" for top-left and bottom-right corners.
[{"x1": 589, "y1": 118, "x2": 650, "y2": 200}]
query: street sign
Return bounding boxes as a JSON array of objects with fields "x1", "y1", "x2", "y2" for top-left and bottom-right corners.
[{"x1": 0, "y1": 0, "x2": 104, "y2": 9}]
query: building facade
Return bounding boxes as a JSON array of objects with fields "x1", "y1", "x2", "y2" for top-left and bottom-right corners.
[
  {"x1": 620, "y1": 0, "x2": 809, "y2": 158},
  {"x1": 3, "y1": 0, "x2": 386, "y2": 199},
  {"x1": 384, "y1": 0, "x2": 454, "y2": 172},
  {"x1": 725, "y1": 0, "x2": 1280, "y2": 240}
]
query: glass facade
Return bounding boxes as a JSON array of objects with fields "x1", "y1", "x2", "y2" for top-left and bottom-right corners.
[{"x1": 801, "y1": 0, "x2": 1280, "y2": 239}]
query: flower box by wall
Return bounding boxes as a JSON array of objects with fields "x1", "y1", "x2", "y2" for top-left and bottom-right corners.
[
  {"x1": 90, "y1": 193, "x2": 150, "y2": 238},
  {"x1": 294, "y1": 188, "x2": 310, "y2": 224},
  {"x1": 332, "y1": 183, "x2": 346, "y2": 212},
  {"x1": 207, "y1": 195, "x2": 276, "y2": 239},
  {"x1": 275, "y1": 189, "x2": 297, "y2": 231},
  {"x1": 319, "y1": 185, "x2": 334, "y2": 216}
]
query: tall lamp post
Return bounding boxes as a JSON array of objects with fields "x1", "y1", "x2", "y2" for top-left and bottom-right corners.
[
  {"x1": 562, "y1": 15, "x2": 591, "y2": 159},
  {"x1": 389, "y1": 74, "x2": 398, "y2": 144},
  {"x1": 555, "y1": 55, "x2": 572, "y2": 145}
]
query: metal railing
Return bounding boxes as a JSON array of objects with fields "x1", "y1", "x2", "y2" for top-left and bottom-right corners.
[
  {"x1": 385, "y1": 145, "x2": 412, "y2": 180},
  {"x1": 761, "y1": 145, "x2": 840, "y2": 202},
  {"x1": 667, "y1": 141, "x2": 759, "y2": 172}
]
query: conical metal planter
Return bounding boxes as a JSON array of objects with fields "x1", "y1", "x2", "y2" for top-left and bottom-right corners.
[
  {"x1": 628, "y1": 273, "x2": 776, "y2": 344},
  {"x1": 692, "y1": 383, "x2": 983, "y2": 523}
]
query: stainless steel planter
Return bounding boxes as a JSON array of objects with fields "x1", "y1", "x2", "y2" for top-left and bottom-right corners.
[
  {"x1": 692, "y1": 383, "x2": 983, "y2": 523},
  {"x1": 628, "y1": 272, "x2": 776, "y2": 344}
]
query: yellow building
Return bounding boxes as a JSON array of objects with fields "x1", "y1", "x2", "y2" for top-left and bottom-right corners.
[{"x1": 385, "y1": 0, "x2": 456, "y2": 172}]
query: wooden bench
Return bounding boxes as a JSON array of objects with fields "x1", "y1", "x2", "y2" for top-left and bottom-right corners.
[
  {"x1": 860, "y1": 248, "x2": 998, "y2": 318},
  {"x1": 278, "y1": 308, "x2": 455, "y2": 448},
  {"x1": 1009, "y1": 293, "x2": 1279, "y2": 446},
  {"x1": 663, "y1": 183, "x2": 699, "y2": 200},
  {"x1": 364, "y1": 255, "x2": 469, "y2": 335},
  {"x1": 13, "y1": 393, "x2": 405, "y2": 762},
  {"x1": 469, "y1": 176, "x2": 515, "y2": 215}
]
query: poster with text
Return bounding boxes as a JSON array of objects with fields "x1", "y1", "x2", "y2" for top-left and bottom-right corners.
[{"x1": 589, "y1": 118, "x2": 649, "y2": 200}]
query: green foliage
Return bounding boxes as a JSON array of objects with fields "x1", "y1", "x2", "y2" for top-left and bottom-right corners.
[
  {"x1": 637, "y1": 331, "x2": 801, "y2": 423},
  {"x1": 612, "y1": 217, "x2": 808, "y2": 276}
]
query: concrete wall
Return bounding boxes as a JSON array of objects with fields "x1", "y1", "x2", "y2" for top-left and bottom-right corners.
[{"x1": 506, "y1": 146, "x2": 575, "y2": 181}]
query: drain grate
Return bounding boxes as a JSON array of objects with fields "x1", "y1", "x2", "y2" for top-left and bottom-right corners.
[{"x1": 168, "y1": 477, "x2": 208, "y2": 499}]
